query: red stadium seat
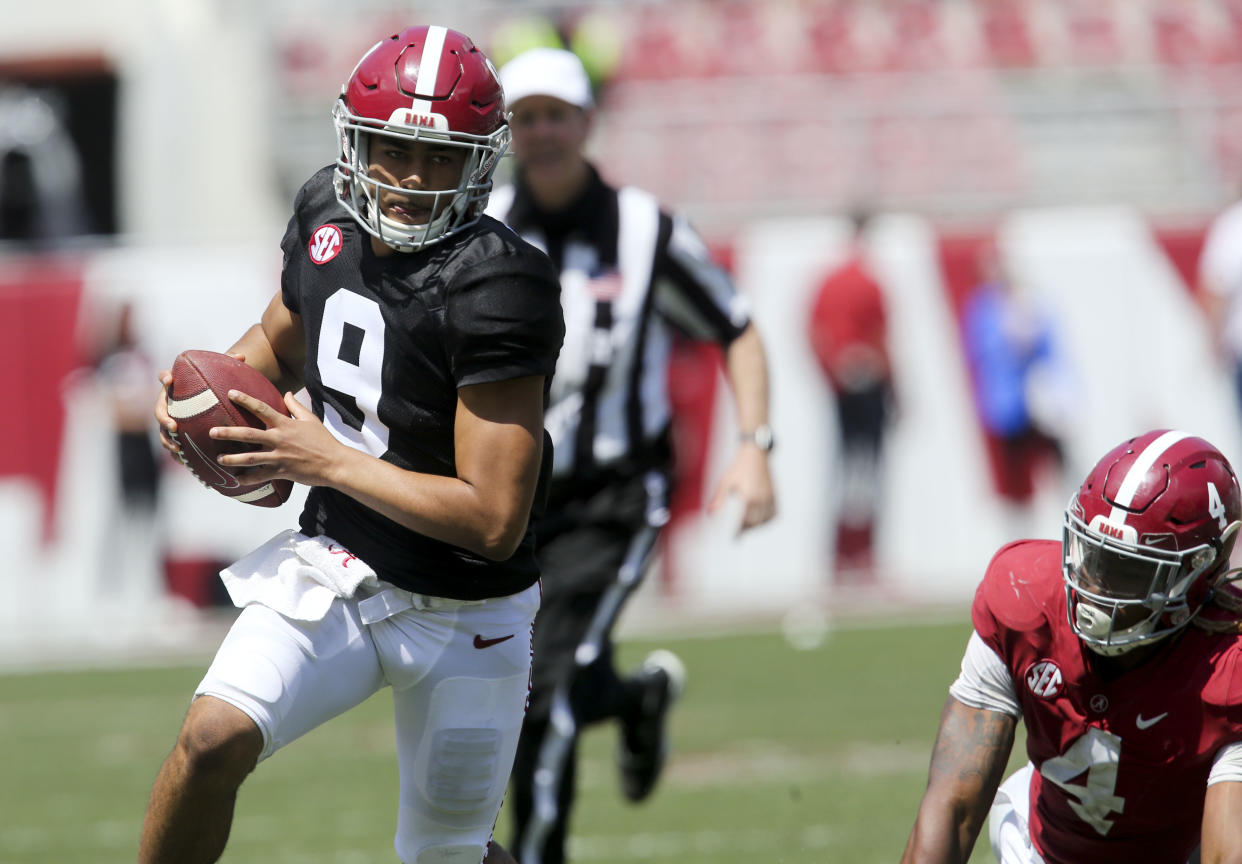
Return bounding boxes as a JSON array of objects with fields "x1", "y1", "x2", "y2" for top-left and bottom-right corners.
[
  {"x1": 805, "y1": 3, "x2": 868, "y2": 75},
  {"x1": 978, "y1": 3, "x2": 1039, "y2": 68},
  {"x1": 1153, "y1": 10, "x2": 1206, "y2": 68}
]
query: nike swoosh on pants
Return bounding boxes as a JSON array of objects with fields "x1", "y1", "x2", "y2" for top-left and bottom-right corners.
[{"x1": 473, "y1": 634, "x2": 515, "y2": 649}]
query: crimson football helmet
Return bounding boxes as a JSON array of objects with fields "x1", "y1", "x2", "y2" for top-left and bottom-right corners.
[
  {"x1": 1064, "y1": 429, "x2": 1242, "y2": 655},
  {"x1": 332, "y1": 25, "x2": 509, "y2": 251}
]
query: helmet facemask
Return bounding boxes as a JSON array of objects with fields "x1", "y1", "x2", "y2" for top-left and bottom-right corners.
[
  {"x1": 332, "y1": 99, "x2": 510, "y2": 253},
  {"x1": 1062, "y1": 504, "x2": 1233, "y2": 656}
]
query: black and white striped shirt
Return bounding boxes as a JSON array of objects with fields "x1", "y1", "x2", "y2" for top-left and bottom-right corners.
[{"x1": 487, "y1": 164, "x2": 750, "y2": 485}]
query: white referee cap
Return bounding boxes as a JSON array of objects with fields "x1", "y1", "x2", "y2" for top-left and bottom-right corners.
[{"x1": 499, "y1": 47, "x2": 594, "y2": 110}]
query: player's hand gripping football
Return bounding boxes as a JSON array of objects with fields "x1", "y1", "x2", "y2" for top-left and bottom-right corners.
[
  {"x1": 153, "y1": 352, "x2": 249, "y2": 454},
  {"x1": 154, "y1": 368, "x2": 181, "y2": 454},
  {"x1": 209, "y1": 389, "x2": 344, "y2": 489}
]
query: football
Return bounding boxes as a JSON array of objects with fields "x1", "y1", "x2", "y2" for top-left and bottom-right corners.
[{"x1": 166, "y1": 350, "x2": 294, "y2": 507}]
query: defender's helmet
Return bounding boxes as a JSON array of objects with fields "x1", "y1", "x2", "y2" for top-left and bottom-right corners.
[
  {"x1": 1064, "y1": 429, "x2": 1242, "y2": 655},
  {"x1": 332, "y1": 25, "x2": 509, "y2": 252}
]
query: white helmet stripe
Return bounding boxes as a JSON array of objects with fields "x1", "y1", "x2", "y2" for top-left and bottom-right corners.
[
  {"x1": 414, "y1": 25, "x2": 448, "y2": 98},
  {"x1": 1108, "y1": 429, "x2": 1192, "y2": 523}
]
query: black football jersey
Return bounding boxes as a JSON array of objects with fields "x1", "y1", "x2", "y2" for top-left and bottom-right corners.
[{"x1": 279, "y1": 167, "x2": 564, "y2": 599}]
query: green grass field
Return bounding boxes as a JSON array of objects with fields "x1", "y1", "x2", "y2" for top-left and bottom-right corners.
[{"x1": 0, "y1": 616, "x2": 1025, "y2": 863}]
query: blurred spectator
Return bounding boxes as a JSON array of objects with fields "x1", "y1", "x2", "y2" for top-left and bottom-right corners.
[
  {"x1": 808, "y1": 209, "x2": 895, "y2": 585},
  {"x1": 962, "y1": 242, "x2": 1068, "y2": 513},
  {"x1": 1198, "y1": 188, "x2": 1242, "y2": 417},
  {"x1": 487, "y1": 15, "x2": 566, "y2": 68},
  {"x1": 94, "y1": 302, "x2": 160, "y2": 515},
  {"x1": 90, "y1": 300, "x2": 164, "y2": 607},
  {"x1": 565, "y1": 7, "x2": 623, "y2": 93},
  {"x1": 488, "y1": 11, "x2": 622, "y2": 102}
]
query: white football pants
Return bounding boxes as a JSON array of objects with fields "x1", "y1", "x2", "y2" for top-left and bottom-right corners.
[
  {"x1": 989, "y1": 763, "x2": 1046, "y2": 864},
  {"x1": 197, "y1": 580, "x2": 539, "y2": 864}
]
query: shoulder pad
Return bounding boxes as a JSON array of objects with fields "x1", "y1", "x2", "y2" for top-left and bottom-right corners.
[{"x1": 973, "y1": 539, "x2": 1063, "y2": 637}]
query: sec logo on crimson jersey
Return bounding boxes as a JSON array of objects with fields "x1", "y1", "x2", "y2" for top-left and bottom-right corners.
[
  {"x1": 1025, "y1": 660, "x2": 1063, "y2": 698},
  {"x1": 309, "y1": 224, "x2": 343, "y2": 265}
]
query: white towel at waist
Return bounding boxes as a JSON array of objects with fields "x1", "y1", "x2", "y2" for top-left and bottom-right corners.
[{"x1": 220, "y1": 529, "x2": 380, "y2": 621}]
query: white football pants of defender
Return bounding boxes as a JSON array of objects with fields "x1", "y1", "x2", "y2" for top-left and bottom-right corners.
[
  {"x1": 196, "y1": 580, "x2": 539, "y2": 864},
  {"x1": 988, "y1": 763, "x2": 1046, "y2": 864}
]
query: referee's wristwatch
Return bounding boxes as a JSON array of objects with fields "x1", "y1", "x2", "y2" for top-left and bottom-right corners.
[{"x1": 739, "y1": 424, "x2": 775, "y2": 452}]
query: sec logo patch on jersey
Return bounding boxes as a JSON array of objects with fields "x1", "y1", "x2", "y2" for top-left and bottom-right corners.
[
  {"x1": 1025, "y1": 659, "x2": 1064, "y2": 699},
  {"x1": 309, "y1": 224, "x2": 343, "y2": 265}
]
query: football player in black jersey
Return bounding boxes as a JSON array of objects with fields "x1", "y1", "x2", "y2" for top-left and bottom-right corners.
[
  {"x1": 141, "y1": 26, "x2": 562, "y2": 864},
  {"x1": 487, "y1": 47, "x2": 777, "y2": 864}
]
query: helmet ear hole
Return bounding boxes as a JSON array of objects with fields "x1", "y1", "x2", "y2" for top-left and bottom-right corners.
[{"x1": 1192, "y1": 548, "x2": 1217, "y2": 571}]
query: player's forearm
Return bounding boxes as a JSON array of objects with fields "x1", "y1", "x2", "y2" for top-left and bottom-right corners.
[
  {"x1": 1201, "y1": 780, "x2": 1242, "y2": 864},
  {"x1": 227, "y1": 323, "x2": 302, "y2": 395},
  {"x1": 903, "y1": 699, "x2": 1014, "y2": 864},
  {"x1": 724, "y1": 324, "x2": 771, "y2": 436},
  {"x1": 900, "y1": 808, "x2": 974, "y2": 864},
  {"x1": 324, "y1": 446, "x2": 537, "y2": 561},
  {"x1": 225, "y1": 291, "x2": 307, "y2": 395}
]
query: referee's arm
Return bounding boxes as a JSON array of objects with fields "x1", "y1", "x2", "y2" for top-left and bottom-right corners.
[{"x1": 709, "y1": 323, "x2": 776, "y2": 531}]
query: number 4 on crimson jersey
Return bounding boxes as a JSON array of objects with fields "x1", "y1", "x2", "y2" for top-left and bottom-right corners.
[{"x1": 972, "y1": 539, "x2": 1242, "y2": 864}]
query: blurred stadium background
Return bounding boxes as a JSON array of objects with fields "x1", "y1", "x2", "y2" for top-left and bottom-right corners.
[{"x1": 0, "y1": 1, "x2": 1239, "y2": 858}]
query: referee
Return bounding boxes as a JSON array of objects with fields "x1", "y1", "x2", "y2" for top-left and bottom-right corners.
[{"x1": 487, "y1": 47, "x2": 778, "y2": 864}]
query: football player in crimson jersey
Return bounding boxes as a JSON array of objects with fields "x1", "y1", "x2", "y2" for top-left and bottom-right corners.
[
  {"x1": 902, "y1": 429, "x2": 1242, "y2": 864},
  {"x1": 140, "y1": 26, "x2": 562, "y2": 864}
]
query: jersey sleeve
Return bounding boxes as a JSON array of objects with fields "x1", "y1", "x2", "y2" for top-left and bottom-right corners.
[
  {"x1": 279, "y1": 210, "x2": 303, "y2": 315},
  {"x1": 1201, "y1": 638, "x2": 1242, "y2": 783},
  {"x1": 1209, "y1": 742, "x2": 1242, "y2": 785},
  {"x1": 446, "y1": 252, "x2": 565, "y2": 388},
  {"x1": 279, "y1": 173, "x2": 323, "y2": 316},
  {"x1": 653, "y1": 211, "x2": 751, "y2": 344},
  {"x1": 949, "y1": 630, "x2": 1023, "y2": 716}
]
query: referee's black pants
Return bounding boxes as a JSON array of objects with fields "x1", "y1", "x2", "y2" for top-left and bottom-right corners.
[{"x1": 510, "y1": 474, "x2": 653, "y2": 864}]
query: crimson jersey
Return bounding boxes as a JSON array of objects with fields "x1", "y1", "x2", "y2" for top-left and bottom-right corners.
[
  {"x1": 807, "y1": 254, "x2": 890, "y2": 390},
  {"x1": 279, "y1": 166, "x2": 564, "y2": 600},
  {"x1": 972, "y1": 539, "x2": 1242, "y2": 864}
]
